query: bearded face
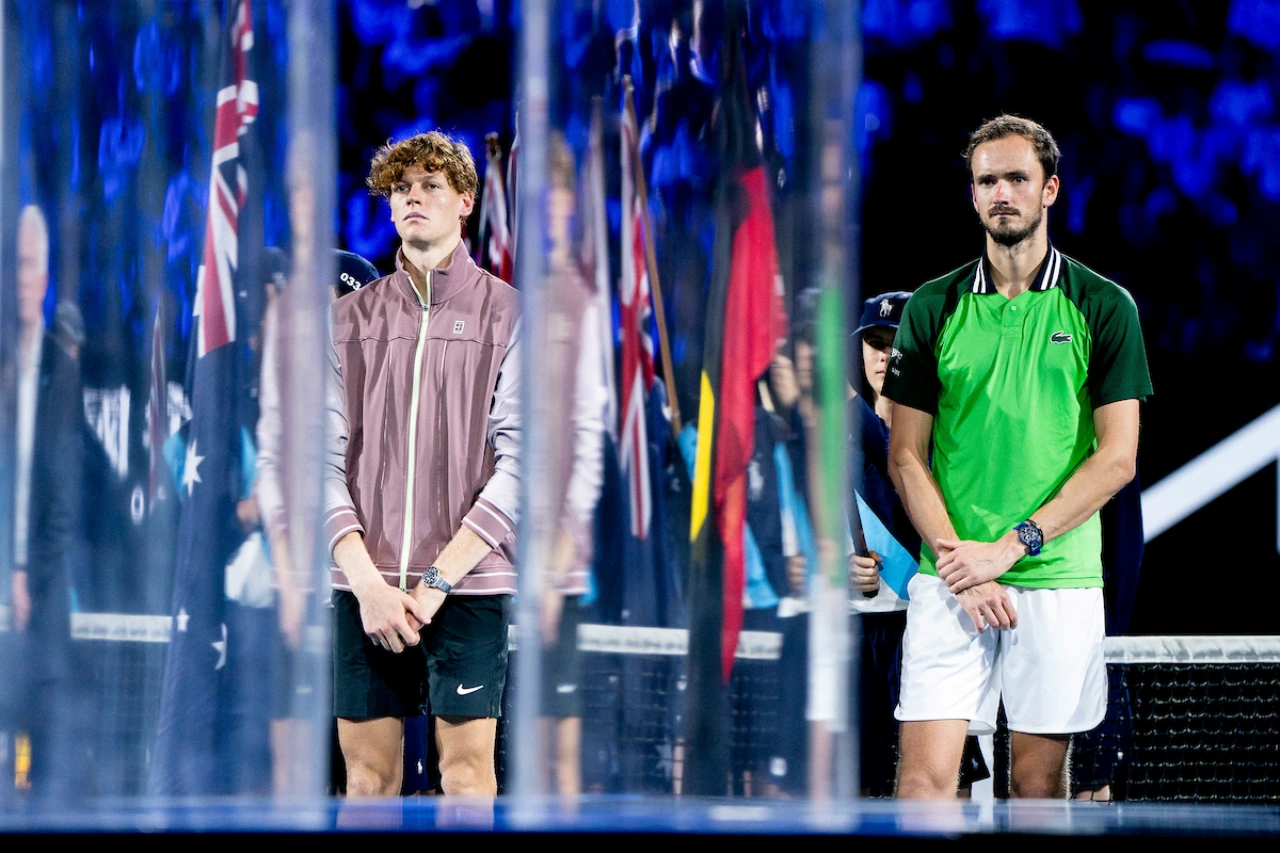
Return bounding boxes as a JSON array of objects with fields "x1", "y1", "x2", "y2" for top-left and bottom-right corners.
[{"x1": 969, "y1": 135, "x2": 1057, "y2": 250}]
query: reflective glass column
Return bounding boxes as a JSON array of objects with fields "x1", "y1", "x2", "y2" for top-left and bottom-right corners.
[
  {"x1": 0, "y1": 0, "x2": 336, "y2": 800},
  {"x1": 507, "y1": 0, "x2": 861, "y2": 803}
]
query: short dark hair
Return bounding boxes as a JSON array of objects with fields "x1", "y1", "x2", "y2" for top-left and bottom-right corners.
[{"x1": 964, "y1": 114, "x2": 1061, "y2": 181}]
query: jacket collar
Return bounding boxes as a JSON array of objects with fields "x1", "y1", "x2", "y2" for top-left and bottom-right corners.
[
  {"x1": 393, "y1": 239, "x2": 477, "y2": 305},
  {"x1": 972, "y1": 242, "x2": 1063, "y2": 295}
]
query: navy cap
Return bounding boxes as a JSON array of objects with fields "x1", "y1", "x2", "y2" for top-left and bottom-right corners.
[
  {"x1": 263, "y1": 247, "x2": 290, "y2": 289},
  {"x1": 335, "y1": 250, "x2": 380, "y2": 297},
  {"x1": 793, "y1": 286, "x2": 822, "y2": 339},
  {"x1": 852, "y1": 290, "x2": 912, "y2": 337}
]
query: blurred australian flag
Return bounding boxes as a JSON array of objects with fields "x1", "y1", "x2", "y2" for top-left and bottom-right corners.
[{"x1": 149, "y1": 0, "x2": 265, "y2": 796}]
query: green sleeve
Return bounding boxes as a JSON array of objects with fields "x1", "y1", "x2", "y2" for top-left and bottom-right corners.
[
  {"x1": 1087, "y1": 282, "x2": 1153, "y2": 406},
  {"x1": 881, "y1": 284, "x2": 946, "y2": 415}
]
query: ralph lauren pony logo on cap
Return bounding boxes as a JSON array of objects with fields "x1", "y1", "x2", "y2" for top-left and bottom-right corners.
[{"x1": 853, "y1": 290, "x2": 913, "y2": 337}]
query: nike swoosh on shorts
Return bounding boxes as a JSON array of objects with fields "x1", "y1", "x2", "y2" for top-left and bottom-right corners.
[{"x1": 457, "y1": 684, "x2": 485, "y2": 695}]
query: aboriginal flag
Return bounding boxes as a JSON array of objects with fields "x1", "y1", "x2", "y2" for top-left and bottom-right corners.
[{"x1": 684, "y1": 0, "x2": 787, "y2": 795}]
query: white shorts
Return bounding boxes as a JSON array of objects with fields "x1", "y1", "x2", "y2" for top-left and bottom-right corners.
[{"x1": 894, "y1": 573, "x2": 1106, "y2": 735}]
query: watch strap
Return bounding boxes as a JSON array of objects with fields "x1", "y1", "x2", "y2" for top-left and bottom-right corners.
[
  {"x1": 1014, "y1": 520, "x2": 1043, "y2": 557},
  {"x1": 424, "y1": 566, "x2": 452, "y2": 594}
]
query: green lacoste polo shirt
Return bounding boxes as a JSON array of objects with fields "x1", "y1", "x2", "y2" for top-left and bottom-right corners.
[{"x1": 882, "y1": 246, "x2": 1153, "y2": 588}]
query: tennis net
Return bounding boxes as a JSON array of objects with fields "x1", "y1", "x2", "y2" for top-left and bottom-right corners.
[
  {"x1": 6, "y1": 611, "x2": 1278, "y2": 801},
  {"x1": 1069, "y1": 636, "x2": 1280, "y2": 803},
  {"x1": 505, "y1": 630, "x2": 1280, "y2": 801}
]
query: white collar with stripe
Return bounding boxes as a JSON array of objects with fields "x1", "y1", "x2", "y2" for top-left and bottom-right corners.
[{"x1": 972, "y1": 245, "x2": 1063, "y2": 295}]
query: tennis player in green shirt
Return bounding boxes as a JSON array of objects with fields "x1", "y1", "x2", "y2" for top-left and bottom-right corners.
[{"x1": 882, "y1": 115, "x2": 1152, "y2": 799}]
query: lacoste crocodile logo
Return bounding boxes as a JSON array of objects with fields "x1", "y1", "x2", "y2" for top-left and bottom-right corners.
[{"x1": 1050, "y1": 331, "x2": 1072, "y2": 344}]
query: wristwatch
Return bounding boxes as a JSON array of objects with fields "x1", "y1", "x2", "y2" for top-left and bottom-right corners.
[
  {"x1": 420, "y1": 566, "x2": 453, "y2": 594},
  {"x1": 1013, "y1": 520, "x2": 1043, "y2": 557}
]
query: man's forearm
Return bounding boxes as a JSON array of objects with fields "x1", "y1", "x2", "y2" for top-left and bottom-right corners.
[
  {"x1": 340, "y1": 522, "x2": 497, "y2": 598},
  {"x1": 269, "y1": 532, "x2": 291, "y2": 587},
  {"x1": 1028, "y1": 445, "x2": 1135, "y2": 544},
  {"x1": 333, "y1": 531, "x2": 385, "y2": 598},
  {"x1": 269, "y1": 530, "x2": 310, "y2": 591},
  {"x1": 1030, "y1": 399, "x2": 1139, "y2": 545},
  {"x1": 890, "y1": 450, "x2": 959, "y2": 555},
  {"x1": 431, "y1": 525, "x2": 494, "y2": 587}
]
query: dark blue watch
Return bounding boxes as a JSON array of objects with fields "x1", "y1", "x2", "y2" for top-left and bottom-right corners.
[{"x1": 1014, "y1": 520, "x2": 1043, "y2": 557}]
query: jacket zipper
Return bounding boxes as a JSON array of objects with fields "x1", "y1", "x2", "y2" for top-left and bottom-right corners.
[{"x1": 399, "y1": 270, "x2": 430, "y2": 591}]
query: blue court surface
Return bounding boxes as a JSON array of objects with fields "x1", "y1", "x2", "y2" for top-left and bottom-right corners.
[{"x1": 2, "y1": 796, "x2": 1278, "y2": 841}]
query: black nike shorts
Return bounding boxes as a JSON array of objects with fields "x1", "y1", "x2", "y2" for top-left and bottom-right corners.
[
  {"x1": 539, "y1": 595, "x2": 584, "y2": 719},
  {"x1": 332, "y1": 589, "x2": 511, "y2": 720}
]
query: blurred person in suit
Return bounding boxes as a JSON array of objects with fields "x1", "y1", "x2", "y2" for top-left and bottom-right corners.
[{"x1": 9, "y1": 204, "x2": 85, "y2": 795}]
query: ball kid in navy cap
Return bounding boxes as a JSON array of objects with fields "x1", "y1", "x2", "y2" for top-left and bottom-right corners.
[
  {"x1": 334, "y1": 250, "x2": 381, "y2": 298},
  {"x1": 849, "y1": 290, "x2": 912, "y2": 402},
  {"x1": 261, "y1": 247, "x2": 380, "y2": 300}
]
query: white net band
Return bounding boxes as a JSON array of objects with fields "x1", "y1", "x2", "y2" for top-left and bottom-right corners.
[
  {"x1": 27, "y1": 612, "x2": 1280, "y2": 665},
  {"x1": 1102, "y1": 635, "x2": 1280, "y2": 664}
]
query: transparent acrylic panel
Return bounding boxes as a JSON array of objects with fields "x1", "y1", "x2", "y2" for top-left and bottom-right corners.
[
  {"x1": 508, "y1": 0, "x2": 859, "y2": 801},
  {"x1": 0, "y1": 0, "x2": 335, "y2": 800}
]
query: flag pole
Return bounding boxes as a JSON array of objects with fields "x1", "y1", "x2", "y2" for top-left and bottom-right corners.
[
  {"x1": 623, "y1": 76, "x2": 683, "y2": 435},
  {"x1": 586, "y1": 97, "x2": 618, "y2": 439},
  {"x1": 479, "y1": 131, "x2": 502, "y2": 262}
]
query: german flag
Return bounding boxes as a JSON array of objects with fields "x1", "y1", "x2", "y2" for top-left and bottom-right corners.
[{"x1": 684, "y1": 0, "x2": 787, "y2": 795}]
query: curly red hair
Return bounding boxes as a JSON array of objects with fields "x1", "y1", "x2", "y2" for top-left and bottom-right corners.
[{"x1": 366, "y1": 131, "x2": 478, "y2": 228}]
